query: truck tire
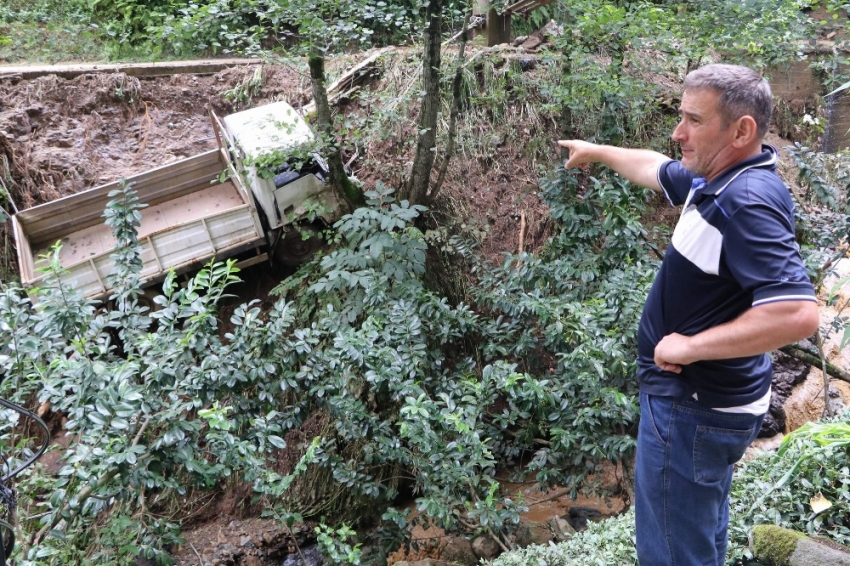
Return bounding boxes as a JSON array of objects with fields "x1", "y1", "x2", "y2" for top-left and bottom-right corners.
[{"x1": 274, "y1": 225, "x2": 324, "y2": 267}]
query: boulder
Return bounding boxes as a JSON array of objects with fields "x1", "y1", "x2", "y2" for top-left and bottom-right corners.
[
  {"x1": 751, "y1": 524, "x2": 850, "y2": 566},
  {"x1": 567, "y1": 507, "x2": 601, "y2": 531},
  {"x1": 520, "y1": 36, "x2": 542, "y2": 50},
  {"x1": 440, "y1": 536, "x2": 478, "y2": 565},
  {"x1": 472, "y1": 535, "x2": 501, "y2": 559},
  {"x1": 514, "y1": 520, "x2": 553, "y2": 548},
  {"x1": 546, "y1": 516, "x2": 575, "y2": 542}
]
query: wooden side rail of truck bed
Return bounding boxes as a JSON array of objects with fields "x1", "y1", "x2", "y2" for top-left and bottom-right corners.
[{"x1": 13, "y1": 149, "x2": 265, "y2": 300}]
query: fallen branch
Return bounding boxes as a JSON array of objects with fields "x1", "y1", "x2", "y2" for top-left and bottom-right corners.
[
  {"x1": 518, "y1": 210, "x2": 527, "y2": 256},
  {"x1": 302, "y1": 47, "x2": 394, "y2": 116},
  {"x1": 443, "y1": 15, "x2": 484, "y2": 45},
  {"x1": 779, "y1": 344, "x2": 850, "y2": 384}
]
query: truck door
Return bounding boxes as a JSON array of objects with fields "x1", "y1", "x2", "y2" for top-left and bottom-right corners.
[{"x1": 208, "y1": 109, "x2": 265, "y2": 234}]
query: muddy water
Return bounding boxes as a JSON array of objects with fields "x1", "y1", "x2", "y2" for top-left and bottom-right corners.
[{"x1": 501, "y1": 479, "x2": 627, "y2": 524}]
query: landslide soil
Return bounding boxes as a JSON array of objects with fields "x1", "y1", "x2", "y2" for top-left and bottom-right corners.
[{"x1": 0, "y1": 56, "x2": 556, "y2": 271}]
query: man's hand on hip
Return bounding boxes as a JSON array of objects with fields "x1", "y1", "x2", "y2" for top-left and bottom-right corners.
[
  {"x1": 654, "y1": 333, "x2": 695, "y2": 374},
  {"x1": 653, "y1": 301, "x2": 819, "y2": 374}
]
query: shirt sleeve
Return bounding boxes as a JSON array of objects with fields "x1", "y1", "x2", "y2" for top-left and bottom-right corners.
[
  {"x1": 657, "y1": 160, "x2": 694, "y2": 206},
  {"x1": 723, "y1": 202, "x2": 816, "y2": 307}
]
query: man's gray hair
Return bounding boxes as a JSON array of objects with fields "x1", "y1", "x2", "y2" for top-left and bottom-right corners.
[{"x1": 684, "y1": 64, "x2": 773, "y2": 138}]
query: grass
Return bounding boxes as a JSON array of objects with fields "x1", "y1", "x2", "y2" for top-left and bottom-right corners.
[
  {"x1": 0, "y1": 0, "x2": 110, "y2": 64},
  {"x1": 0, "y1": 21, "x2": 112, "y2": 64},
  {"x1": 0, "y1": 0, "x2": 206, "y2": 64}
]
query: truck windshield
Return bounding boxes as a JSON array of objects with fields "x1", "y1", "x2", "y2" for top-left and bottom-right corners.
[{"x1": 271, "y1": 158, "x2": 327, "y2": 189}]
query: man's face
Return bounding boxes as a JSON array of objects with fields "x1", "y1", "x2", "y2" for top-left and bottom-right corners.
[{"x1": 671, "y1": 88, "x2": 738, "y2": 180}]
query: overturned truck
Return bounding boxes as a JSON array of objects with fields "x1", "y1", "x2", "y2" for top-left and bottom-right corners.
[{"x1": 12, "y1": 101, "x2": 343, "y2": 300}]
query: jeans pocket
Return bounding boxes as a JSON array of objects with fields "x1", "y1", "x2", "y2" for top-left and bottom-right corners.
[
  {"x1": 645, "y1": 394, "x2": 668, "y2": 445},
  {"x1": 693, "y1": 425, "x2": 755, "y2": 484}
]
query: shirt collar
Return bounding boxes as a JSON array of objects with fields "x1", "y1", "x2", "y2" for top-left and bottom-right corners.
[{"x1": 705, "y1": 144, "x2": 779, "y2": 196}]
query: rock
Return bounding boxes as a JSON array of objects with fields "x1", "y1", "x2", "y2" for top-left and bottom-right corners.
[
  {"x1": 513, "y1": 35, "x2": 529, "y2": 46},
  {"x1": 751, "y1": 524, "x2": 850, "y2": 565},
  {"x1": 539, "y1": 20, "x2": 564, "y2": 38},
  {"x1": 759, "y1": 351, "x2": 812, "y2": 437},
  {"x1": 518, "y1": 58, "x2": 537, "y2": 71},
  {"x1": 567, "y1": 507, "x2": 601, "y2": 531},
  {"x1": 472, "y1": 535, "x2": 501, "y2": 559},
  {"x1": 241, "y1": 556, "x2": 263, "y2": 566},
  {"x1": 514, "y1": 520, "x2": 553, "y2": 548},
  {"x1": 440, "y1": 536, "x2": 478, "y2": 565},
  {"x1": 520, "y1": 36, "x2": 542, "y2": 50},
  {"x1": 759, "y1": 404, "x2": 786, "y2": 437},
  {"x1": 281, "y1": 543, "x2": 324, "y2": 565},
  {"x1": 547, "y1": 516, "x2": 576, "y2": 542}
]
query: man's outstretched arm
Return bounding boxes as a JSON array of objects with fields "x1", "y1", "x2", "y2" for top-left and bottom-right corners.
[{"x1": 557, "y1": 140, "x2": 670, "y2": 192}]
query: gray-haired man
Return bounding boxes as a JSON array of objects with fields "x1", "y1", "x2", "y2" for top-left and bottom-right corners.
[{"x1": 559, "y1": 64, "x2": 818, "y2": 565}]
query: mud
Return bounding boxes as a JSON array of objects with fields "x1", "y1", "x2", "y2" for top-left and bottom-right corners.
[{"x1": 0, "y1": 66, "x2": 312, "y2": 210}]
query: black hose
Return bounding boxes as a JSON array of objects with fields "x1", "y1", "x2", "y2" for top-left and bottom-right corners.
[
  {"x1": 0, "y1": 397, "x2": 50, "y2": 482},
  {"x1": 0, "y1": 396, "x2": 51, "y2": 563}
]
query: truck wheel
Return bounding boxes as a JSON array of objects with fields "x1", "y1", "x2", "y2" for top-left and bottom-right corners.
[{"x1": 275, "y1": 226, "x2": 324, "y2": 267}]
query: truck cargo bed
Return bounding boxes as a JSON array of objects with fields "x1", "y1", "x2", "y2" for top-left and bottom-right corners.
[{"x1": 14, "y1": 149, "x2": 264, "y2": 300}]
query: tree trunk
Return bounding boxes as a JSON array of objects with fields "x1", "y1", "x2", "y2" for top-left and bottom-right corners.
[
  {"x1": 429, "y1": 9, "x2": 471, "y2": 204},
  {"x1": 308, "y1": 52, "x2": 363, "y2": 209},
  {"x1": 405, "y1": 0, "x2": 442, "y2": 206},
  {"x1": 559, "y1": 53, "x2": 574, "y2": 145}
]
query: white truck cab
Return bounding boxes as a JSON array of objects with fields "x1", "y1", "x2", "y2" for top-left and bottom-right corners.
[{"x1": 219, "y1": 101, "x2": 341, "y2": 230}]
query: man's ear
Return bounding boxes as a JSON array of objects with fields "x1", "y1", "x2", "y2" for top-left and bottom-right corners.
[{"x1": 731, "y1": 115, "x2": 759, "y2": 148}]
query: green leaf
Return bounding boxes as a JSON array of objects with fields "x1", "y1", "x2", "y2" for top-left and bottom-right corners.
[
  {"x1": 87, "y1": 412, "x2": 107, "y2": 426},
  {"x1": 826, "y1": 79, "x2": 850, "y2": 97}
]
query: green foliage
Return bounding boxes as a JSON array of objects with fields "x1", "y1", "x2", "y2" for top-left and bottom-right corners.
[
  {"x1": 540, "y1": 0, "x2": 811, "y2": 150},
  {"x1": 0, "y1": 0, "x2": 109, "y2": 63},
  {"x1": 86, "y1": 0, "x2": 174, "y2": 46},
  {"x1": 728, "y1": 410, "x2": 850, "y2": 564},
  {"x1": 0, "y1": 187, "x2": 321, "y2": 563},
  {"x1": 783, "y1": 143, "x2": 850, "y2": 358},
  {"x1": 786, "y1": 143, "x2": 850, "y2": 213},
  {"x1": 489, "y1": 509, "x2": 638, "y2": 566},
  {"x1": 147, "y1": 0, "x2": 419, "y2": 57},
  {"x1": 0, "y1": 174, "x2": 651, "y2": 561},
  {"x1": 316, "y1": 523, "x2": 362, "y2": 564}
]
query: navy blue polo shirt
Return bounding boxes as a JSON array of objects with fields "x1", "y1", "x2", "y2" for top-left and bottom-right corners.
[{"x1": 637, "y1": 145, "x2": 817, "y2": 408}]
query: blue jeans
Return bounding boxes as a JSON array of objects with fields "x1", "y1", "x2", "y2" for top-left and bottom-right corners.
[{"x1": 635, "y1": 393, "x2": 764, "y2": 566}]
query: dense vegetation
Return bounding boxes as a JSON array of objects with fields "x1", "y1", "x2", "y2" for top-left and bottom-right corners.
[{"x1": 1, "y1": 0, "x2": 849, "y2": 565}]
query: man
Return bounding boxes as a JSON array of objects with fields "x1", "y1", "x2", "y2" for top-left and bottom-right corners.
[{"x1": 558, "y1": 64, "x2": 819, "y2": 566}]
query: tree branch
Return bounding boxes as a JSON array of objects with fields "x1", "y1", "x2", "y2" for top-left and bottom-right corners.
[{"x1": 779, "y1": 344, "x2": 850, "y2": 384}]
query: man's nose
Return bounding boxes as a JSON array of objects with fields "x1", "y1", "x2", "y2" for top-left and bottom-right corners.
[{"x1": 671, "y1": 121, "x2": 686, "y2": 142}]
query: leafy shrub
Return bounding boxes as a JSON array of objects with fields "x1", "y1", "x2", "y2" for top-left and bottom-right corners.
[
  {"x1": 0, "y1": 168, "x2": 654, "y2": 562},
  {"x1": 728, "y1": 411, "x2": 850, "y2": 564},
  {"x1": 489, "y1": 509, "x2": 638, "y2": 566}
]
